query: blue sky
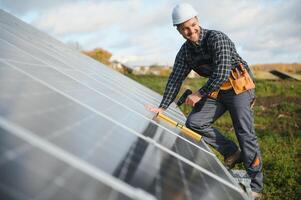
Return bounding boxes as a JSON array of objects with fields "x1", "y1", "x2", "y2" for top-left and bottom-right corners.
[{"x1": 0, "y1": 0, "x2": 300, "y2": 66}]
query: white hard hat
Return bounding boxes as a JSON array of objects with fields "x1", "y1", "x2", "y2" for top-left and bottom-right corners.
[{"x1": 172, "y1": 3, "x2": 198, "y2": 26}]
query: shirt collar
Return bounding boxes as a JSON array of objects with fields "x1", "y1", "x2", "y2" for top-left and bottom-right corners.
[{"x1": 187, "y1": 27, "x2": 207, "y2": 48}]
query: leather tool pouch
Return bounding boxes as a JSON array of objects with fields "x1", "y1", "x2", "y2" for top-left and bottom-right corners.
[
  {"x1": 229, "y1": 63, "x2": 255, "y2": 95},
  {"x1": 207, "y1": 63, "x2": 255, "y2": 99}
]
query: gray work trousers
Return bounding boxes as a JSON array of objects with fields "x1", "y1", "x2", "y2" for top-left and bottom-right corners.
[{"x1": 185, "y1": 89, "x2": 263, "y2": 192}]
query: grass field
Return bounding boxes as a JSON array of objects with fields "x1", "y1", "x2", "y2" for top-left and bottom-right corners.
[{"x1": 127, "y1": 74, "x2": 301, "y2": 200}]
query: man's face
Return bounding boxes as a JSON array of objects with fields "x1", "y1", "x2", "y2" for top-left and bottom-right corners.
[{"x1": 177, "y1": 17, "x2": 200, "y2": 43}]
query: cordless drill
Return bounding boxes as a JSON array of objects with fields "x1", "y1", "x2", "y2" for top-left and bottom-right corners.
[{"x1": 176, "y1": 89, "x2": 192, "y2": 107}]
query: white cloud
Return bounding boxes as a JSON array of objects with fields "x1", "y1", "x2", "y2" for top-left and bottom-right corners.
[
  {"x1": 31, "y1": 0, "x2": 173, "y2": 36},
  {"x1": 189, "y1": 0, "x2": 301, "y2": 64},
  {"x1": 32, "y1": 1, "x2": 128, "y2": 36},
  {"x1": 1, "y1": 0, "x2": 300, "y2": 65}
]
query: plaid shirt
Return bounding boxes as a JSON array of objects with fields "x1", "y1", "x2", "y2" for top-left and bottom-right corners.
[{"x1": 159, "y1": 28, "x2": 250, "y2": 109}]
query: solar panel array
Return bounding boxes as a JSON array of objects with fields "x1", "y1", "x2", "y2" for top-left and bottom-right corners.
[{"x1": 0, "y1": 9, "x2": 249, "y2": 200}]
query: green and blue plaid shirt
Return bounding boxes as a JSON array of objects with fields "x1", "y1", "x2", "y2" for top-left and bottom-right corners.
[{"x1": 159, "y1": 28, "x2": 250, "y2": 109}]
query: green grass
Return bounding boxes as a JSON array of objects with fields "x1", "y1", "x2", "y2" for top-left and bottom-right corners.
[
  {"x1": 255, "y1": 80, "x2": 301, "y2": 97},
  {"x1": 127, "y1": 74, "x2": 301, "y2": 200}
]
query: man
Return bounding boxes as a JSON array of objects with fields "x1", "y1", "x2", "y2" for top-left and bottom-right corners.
[{"x1": 147, "y1": 3, "x2": 263, "y2": 199}]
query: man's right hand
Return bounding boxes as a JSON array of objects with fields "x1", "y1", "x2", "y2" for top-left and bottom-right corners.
[{"x1": 145, "y1": 104, "x2": 165, "y2": 114}]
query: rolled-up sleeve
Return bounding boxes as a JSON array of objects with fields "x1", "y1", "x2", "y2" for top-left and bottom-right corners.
[{"x1": 159, "y1": 48, "x2": 191, "y2": 109}]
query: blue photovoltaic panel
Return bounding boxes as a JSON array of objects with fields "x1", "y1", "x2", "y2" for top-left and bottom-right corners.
[{"x1": 0, "y1": 9, "x2": 248, "y2": 200}]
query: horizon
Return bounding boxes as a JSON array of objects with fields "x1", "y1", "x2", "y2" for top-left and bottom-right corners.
[{"x1": 83, "y1": 48, "x2": 301, "y2": 68}]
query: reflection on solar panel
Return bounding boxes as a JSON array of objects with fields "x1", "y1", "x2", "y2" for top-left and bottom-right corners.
[{"x1": 0, "y1": 9, "x2": 249, "y2": 200}]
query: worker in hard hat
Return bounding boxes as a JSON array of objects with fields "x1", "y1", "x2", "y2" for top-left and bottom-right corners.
[{"x1": 147, "y1": 3, "x2": 263, "y2": 199}]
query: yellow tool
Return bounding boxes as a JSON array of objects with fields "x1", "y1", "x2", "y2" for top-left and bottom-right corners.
[{"x1": 156, "y1": 112, "x2": 202, "y2": 142}]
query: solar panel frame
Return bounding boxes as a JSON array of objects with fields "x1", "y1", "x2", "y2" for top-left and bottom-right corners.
[{"x1": 0, "y1": 9, "x2": 249, "y2": 200}]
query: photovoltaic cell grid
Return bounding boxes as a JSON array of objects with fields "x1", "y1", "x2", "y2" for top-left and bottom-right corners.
[{"x1": 0, "y1": 9, "x2": 248, "y2": 200}]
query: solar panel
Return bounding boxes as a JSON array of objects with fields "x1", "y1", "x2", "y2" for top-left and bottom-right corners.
[{"x1": 0, "y1": 9, "x2": 249, "y2": 200}]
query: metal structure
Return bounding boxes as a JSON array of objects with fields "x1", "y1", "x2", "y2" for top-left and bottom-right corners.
[{"x1": 0, "y1": 9, "x2": 249, "y2": 200}]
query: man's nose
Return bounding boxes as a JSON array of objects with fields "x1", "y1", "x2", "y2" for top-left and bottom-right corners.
[{"x1": 187, "y1": 27, "x2": 194, "y2": 35}]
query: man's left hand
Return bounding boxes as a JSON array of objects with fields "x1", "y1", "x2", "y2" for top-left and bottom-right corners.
[{"x1": 185, "y1": 91, "x2": 202, "y2": 107}]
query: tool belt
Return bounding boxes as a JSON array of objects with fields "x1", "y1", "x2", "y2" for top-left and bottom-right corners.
[{"x1": 208, "y1": 63, "x2": 255, "y2": 99}]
